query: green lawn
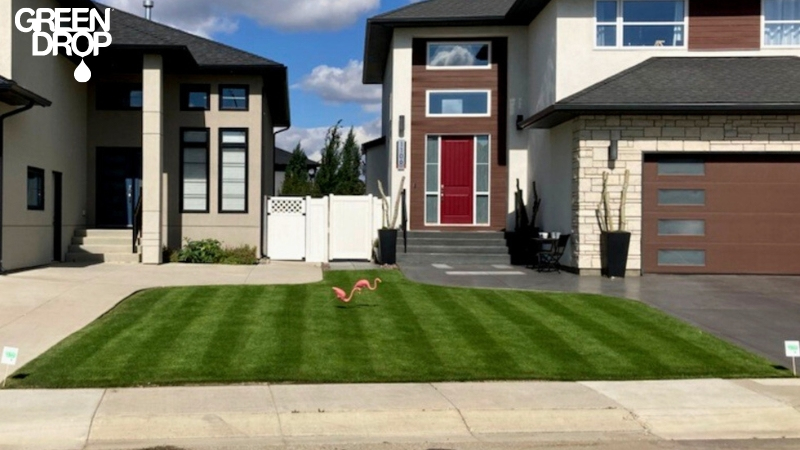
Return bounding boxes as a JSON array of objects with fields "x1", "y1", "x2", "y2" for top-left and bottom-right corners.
[{"x1": 7, "y1": 270, "x2": 787, "y2": 388}]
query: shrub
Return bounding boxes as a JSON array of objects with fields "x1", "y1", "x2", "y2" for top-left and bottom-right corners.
[
  {"x1": 176, "y1": 239, "x2": 258, "y2": 265},
  {"x1": 177, "y1": 239, "x2": 224, "y2": 264}
]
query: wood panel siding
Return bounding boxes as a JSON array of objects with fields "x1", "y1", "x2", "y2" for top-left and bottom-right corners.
[
  {"x1": 689, "y1": 0, "x2": 761, "y2": 50},
  {"x1": 410, "y1": 38, "x2": 508, "y2": 232}
]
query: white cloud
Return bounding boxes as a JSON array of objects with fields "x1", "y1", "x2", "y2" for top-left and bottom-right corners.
[
  {"x1": 296, "y1": 60, "x2": 381, "y2": 112},
  {"x1": 103, "y1": 0, "x2": 380, "y2": 35},
  {"x1": 276, "y1": 118, "x2": 382, "y2": 162}
]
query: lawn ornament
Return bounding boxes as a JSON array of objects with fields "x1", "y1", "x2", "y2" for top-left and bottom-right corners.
[
  {"x1": 354, "y1": 278, "x2": 381, "y2": 291},
  {"x1": 332, "y1": 286, "x2": 362, "y2": 303}
]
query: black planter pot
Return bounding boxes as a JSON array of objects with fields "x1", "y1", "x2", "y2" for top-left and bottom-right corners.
[
  {"x1": 601, "y1": 231, "x2": 631, "y2": 278},
  {"x1": 378, "y1": 229, "x2": 398, "y2": 265}
]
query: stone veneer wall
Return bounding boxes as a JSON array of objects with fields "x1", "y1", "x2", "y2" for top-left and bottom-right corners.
[{"x1": 571, "y1": 114, "x2": 800, "y2": 276}]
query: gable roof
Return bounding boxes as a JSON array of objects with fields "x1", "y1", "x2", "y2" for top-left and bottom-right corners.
[
  {"x1": 275, "y1": 148, "x2": 320, "y2": 169},
  {"x1": 55, "y1": 1, "x2": 289, "y2": 126},
  {"x1": 363, "y1": 0, "x2": 552, "y2": 83},
  {"x1": 0, "y1": 76, "x2": 52, "y2": 107},
  {"x1": 520, "y1": 57, "x2": 800, "y2": 129}
]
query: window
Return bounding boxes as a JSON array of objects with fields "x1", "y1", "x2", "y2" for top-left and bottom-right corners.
[
  {"x1": 764, "y1": 0, "x2": 800, "y2": 46},
  {"x1": 425, "y1": 137, "x2": 439, "y2": 224},
  {"x1": 658, "y1": 220, "x2": 705, "y2": 236},
  {"x1": 96, "y1": 83, "x2": 143, "y2": 110},
  {"x1": 219, "y1": 85, "x2": 249, "y2": 111},
  {"x1": 427, "y1": 90, "x2": 490, "y2": 117},
  {"x1": 596, "y1": 0, "x2": 686, "y2": 48},
  {"x1": 658, "y1": 250, "x2": 706, "y2": 266},
  {"x1": 427, "y1": 42, "x2": 491, "y2": 68},
  {"x1": 27, "y1": 167, "x2": 45, "y2": 211},
  {"x1": 219, "y1": 129, "x2": 248, "y2": 213},
  {"x1": 658, "y1": 189, "x2": 705, "y2": 205},
  {"x1": 181, "y1": 84, "x2": 210, "y2": 111},
  {"x1": 181, "y1": 129, "x2": 210, "y2": 213},
  {"x1": 658, "y1": 160, "x2": 705, "y2": 176},
  {"x1": 475, "y1": 136, "x2": 490, "y2": 225}
]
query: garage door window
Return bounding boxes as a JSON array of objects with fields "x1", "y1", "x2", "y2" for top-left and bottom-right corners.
[
  {"x1": 658, "y1": 189, "x2": 705, "y2": 205},
  {"x1": 658, "y1": 220, "x2": 705, "y2": 236},
  {"x1": 658, "y1": 250, "x2": 705, "y2": 266},
  {"x1": 658, "y1": 160, "x2": 705, "y2": 176}
]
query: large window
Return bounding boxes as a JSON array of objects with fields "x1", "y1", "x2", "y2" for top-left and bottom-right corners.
[
  {"x1": 27, "y1": 167, "x2": 45, "y2": 211},
  {"x1": 180, "y1": 128, "x2": 210, "y2": 213},
  {"x1": 764, "y1": 0, "x2": 800, "y2": 46},
  {"x1": 427, "y1": 42, "x2": 490, "y2": 68},
  {"x1": 219, "y1": 129, "x2": 248, "y2": 213},
  {"x1": 96, "y1": 83, "x2": 143, "y2": 110},
  {"x1": 219, "y1": 85, "x2": 249, "y2": 111},
  {"x1": 596, "y1": 0, "x2": 686, "y2": 48},
  {"x1": 427, "y1": 90, "x2": 490, "y2": 117}
]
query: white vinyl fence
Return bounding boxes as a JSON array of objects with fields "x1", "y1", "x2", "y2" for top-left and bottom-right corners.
[{"x1": 265, "y1": 195, "x2": 384, "y2": 263}]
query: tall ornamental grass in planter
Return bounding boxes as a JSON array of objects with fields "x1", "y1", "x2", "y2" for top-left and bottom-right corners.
[
  {"x1": 377, "y1": 177, "x2": 405, "y2": 265},
  {"x1": 597, "y1": 170, "x2": 631, "y2": 278}
]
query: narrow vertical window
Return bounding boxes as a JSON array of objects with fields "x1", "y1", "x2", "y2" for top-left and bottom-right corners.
[
  {"x1": 181, "y1": 129, "x2": 209, "y2": 213},
  {"x1": 220, "y1": 129, "x2": 248, "y2": 213},
  {"x1": 475, "y1": 136, "x2": 490, "y2": 225},
  {"x1": 425, "y1": 136, "x2": 440, "y2": 224},
  {"x1": 27, "y1": 167, "x2": 45, "y2": 211}
]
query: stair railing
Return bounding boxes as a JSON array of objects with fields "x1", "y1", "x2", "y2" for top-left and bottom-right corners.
[
  {"x1": 401, "y1": 188, "x2": 408, "y2": 253},
  {"x1": 132, "y1": 187, "x2": 143, "y2": 254}
]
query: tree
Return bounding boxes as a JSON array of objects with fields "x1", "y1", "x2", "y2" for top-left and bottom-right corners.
[
  {"x1": 336, "y1": 127, "x2": 366, "y2": 195},
  {"x1": 314, "y1": 122, "x2": 342, "y2": 196},
  {"x1": 280, "y1": 143, "x2": 312, "y2": 196}
]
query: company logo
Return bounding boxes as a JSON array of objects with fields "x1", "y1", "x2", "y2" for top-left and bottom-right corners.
[{"x1": 15, "y1": 8, "x2": 113, "y2": 82}]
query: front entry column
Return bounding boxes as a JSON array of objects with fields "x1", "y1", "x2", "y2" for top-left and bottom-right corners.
[{"x1": 141, "y1": 54, "x2": 163, "y2": 264}]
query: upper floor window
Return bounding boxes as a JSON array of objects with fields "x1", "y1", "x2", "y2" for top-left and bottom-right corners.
[
  {"x1": 427, "y1": 42, "x2": 490, "y2": 68},
  {"x1": 764, "y1": 0, "x2": 800, "y2": 47},
  {"x1": 96, "y1": 83, "x2": 143, "y2": 110},
  {"x1": 596, "y1": 0, "x2": 686, "y2": 48},
  {"x1": 427, "y1": 90, "x2": 491, "y2": 117},
  {"x1": 181, "y1": 84, "x2": 211, "y2": 111},
  {"x1": 219, "y1": 85, "x2": 249, "y2": 111}
]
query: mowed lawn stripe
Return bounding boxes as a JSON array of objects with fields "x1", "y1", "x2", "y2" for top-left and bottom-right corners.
[{"x1": 6, "y1": 270, "x2": 788, "y2": 388}]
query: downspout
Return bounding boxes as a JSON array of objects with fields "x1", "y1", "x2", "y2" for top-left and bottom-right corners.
[
  {"x1": 262, "y1": 126, "x2": 291, "y2": 259},
  {"x1": 0, "y1": 102, "x2": 36, "y2": 274}
]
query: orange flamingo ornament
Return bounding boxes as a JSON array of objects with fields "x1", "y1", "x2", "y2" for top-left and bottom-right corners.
[
  {"x1": 354, "y1": 278, "x2": 381, "y2": 291},
  {"x1": 332, "y1": 286, "x2": 362, "y2": 303}
]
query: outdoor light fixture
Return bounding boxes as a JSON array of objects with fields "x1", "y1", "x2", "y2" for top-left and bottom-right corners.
[
  {"x1": 609, "y1": 139, "x2": 618, "y2": 161},
  {"x1": 399, "y1": 115, "x2": 405, "y2": 138}
]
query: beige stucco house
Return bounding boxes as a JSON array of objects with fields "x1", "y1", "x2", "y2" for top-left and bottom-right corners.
[
  {"x1": 364, "y1": 0, "x2": 800, "y2": 275},
  {"x1": 0, "y1": 0, "x2": 289, "y2": 272}
]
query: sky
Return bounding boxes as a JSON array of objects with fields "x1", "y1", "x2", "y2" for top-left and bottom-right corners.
[{"x1": 103, "y1": 0, "x2": 420, "y2": 160}]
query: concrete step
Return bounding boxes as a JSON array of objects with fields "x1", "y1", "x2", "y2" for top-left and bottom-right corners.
[
  {"x1": 397, "y1": 252, "x2": 511, "y2": 266},
  {"x1": 71, "y1": 236, "x2": 132, "y2": 246},
  {"x1": 74, "y1": 229, "x2": 132, "y2": 238},
  {"x1": 65, "y1": 252, "x2": 140, "y2": 264},
  {"x1": 69, "y1": 245, "x2": 135, "y2": 254},
  {"x1": 404, "y1": 245, "x2": 509, "y2": 255},
  {"x1": 403, "y1": 231, "x2": 506, "y2": 241},
  {"x1": 400, "y1": 237, "x2": 507, "y2": 247}
]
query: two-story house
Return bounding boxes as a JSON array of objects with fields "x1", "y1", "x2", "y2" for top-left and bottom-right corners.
[
  {"x1": 364, "y1": 0, "x2": 800, "y2": 275},
  {"x1": 1, "y1": 0, "x2": 289, "y2": 272}
]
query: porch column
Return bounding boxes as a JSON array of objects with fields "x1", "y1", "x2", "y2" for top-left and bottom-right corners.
[{"x1": 141, "y1": 54, "x2": 163, "y2": 264}]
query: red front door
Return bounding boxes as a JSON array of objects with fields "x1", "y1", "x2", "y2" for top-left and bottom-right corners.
[{"x1": 441, "y1": 137, "x2": 474, "y2": 224}]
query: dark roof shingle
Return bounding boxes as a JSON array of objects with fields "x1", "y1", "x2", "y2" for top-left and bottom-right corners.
[
  {"x1": 522, "y1": 57, "x2": 800, "y2": 128},
  {"x1": 374, "y1": 0, "x2": 517, "y2": 21}
]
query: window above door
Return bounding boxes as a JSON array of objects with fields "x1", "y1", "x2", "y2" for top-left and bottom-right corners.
[
  {"x1": 427, "y1": 42, "x2": 491, "y2": 69},
  {"x1": 426, "y1": 90, "x2": 491, "y2": 117}
]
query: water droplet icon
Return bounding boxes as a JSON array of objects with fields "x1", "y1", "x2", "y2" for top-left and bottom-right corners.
[{"x1": 74, "y1": 59, "x2": 91, "y2": 83}]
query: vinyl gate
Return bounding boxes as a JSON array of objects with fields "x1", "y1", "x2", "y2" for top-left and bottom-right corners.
[
  {"x1": 266, "y1": 195, "x2": 383, "y2": 262},
  {"x1": 266, "y1": 197, "x2": 306, "y2": 261}
]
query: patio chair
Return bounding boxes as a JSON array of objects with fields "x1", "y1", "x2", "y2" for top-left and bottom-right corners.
[{"x1": 537, "y1": 234, "x2": 571, "y2": 273}]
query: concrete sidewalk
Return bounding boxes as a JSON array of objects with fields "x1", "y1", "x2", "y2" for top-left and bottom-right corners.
[
  {"x1": 0, "y1": 379, "x2": 798, "y2": 450},
  {"x1": 0, "y1": 262, "x2": 322, "y2": 368}
]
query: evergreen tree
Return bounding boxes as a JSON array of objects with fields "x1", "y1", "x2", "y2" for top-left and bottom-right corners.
[
  {"x1": 279, "y1": 143, "x2": 312, "y2": 196},
  {"x1": 336, "y1": 127, "x2": 366, "y2": 195},
  {"x1": 314, "y1": 122, "x2": 342, "y2": 196}
]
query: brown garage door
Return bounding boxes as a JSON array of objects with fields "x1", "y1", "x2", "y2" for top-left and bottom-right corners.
[{"x1": 643, "y1": 153, "x2": 800, "y2": 275}]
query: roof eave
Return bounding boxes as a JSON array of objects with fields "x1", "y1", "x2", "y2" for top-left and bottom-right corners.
[
  {"x1": 521, "y1": 103, "x2": 800, "y2": 129},
  {"x1": 0, "y1": 84, "x2": 52, "y2": 107}
]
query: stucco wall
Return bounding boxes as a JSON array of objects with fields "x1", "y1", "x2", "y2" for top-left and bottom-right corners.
[
  {"x1": 554, "y1": 0, "x2": 800, "y2": 104},
  {"x1": 571, "y1": 114, "x2": 800, "y2": 275},
  {"x1": 390, "y1": 26, "x2": 529, "y2": 230},
  {"x1": 3, "y1": 0, "x2": 88, "y2": 270},
  {"x1": 87, "y1": 73, "x2": 267, "y2": 254},
  {"x1": 0, "y1": 0, "x2": 11, "y2": 76}
]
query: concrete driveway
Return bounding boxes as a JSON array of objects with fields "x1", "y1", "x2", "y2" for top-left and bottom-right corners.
[
  {"x1": 401, "y1": 263, "x2": 800, "y2": 366},
  {"x1": 0, "y1": 262, "x2": 322, "y2": 369}
]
